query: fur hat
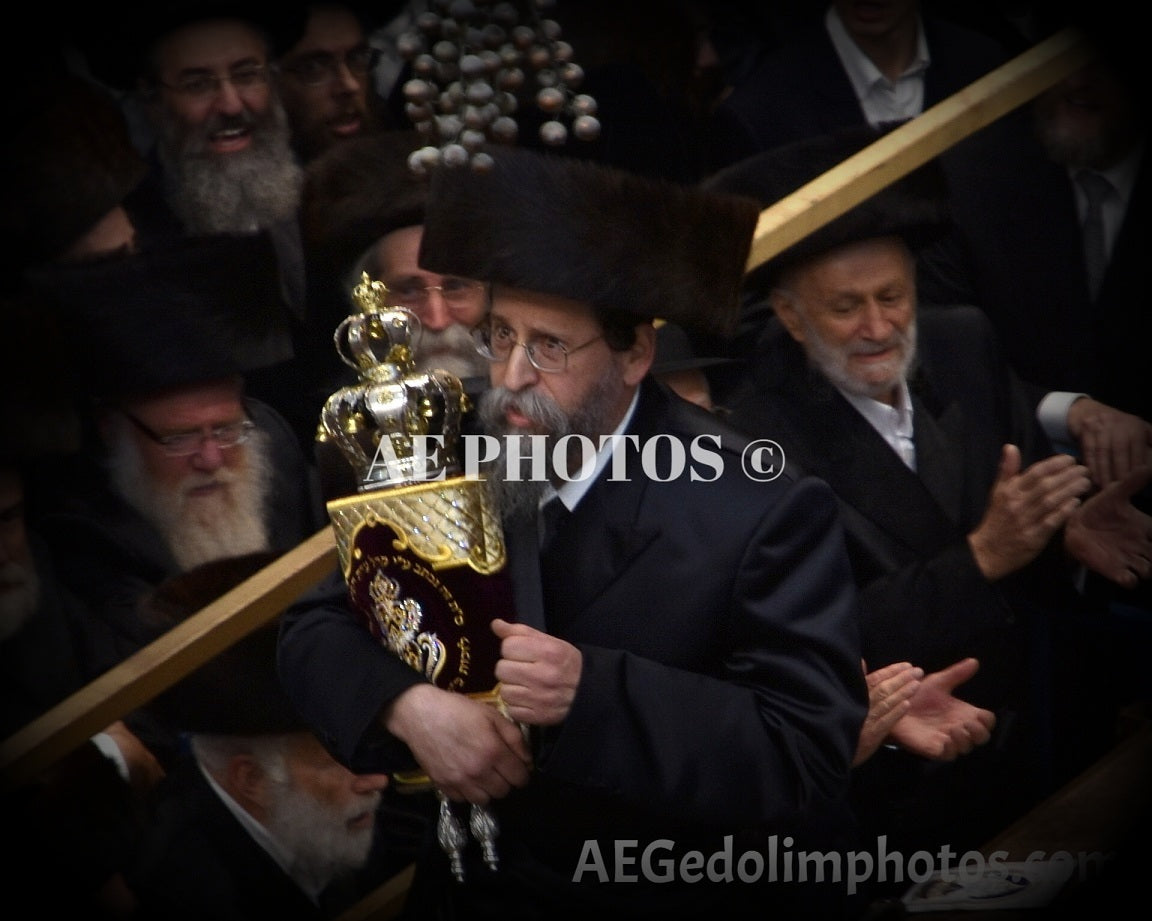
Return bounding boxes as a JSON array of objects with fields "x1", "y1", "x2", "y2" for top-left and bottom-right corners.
[
  {"x1": 139, "y1": 552, "x2": 305, "y2": 736},
  {"x1": 300, "y1": 129, "x2": 430, "y2": 280},
  {"x1": 418, "y1": 147, "x2": 761, "y2": 337},
  {"x1": 28, "y1": 232, "x2": 292, "y2": 400},
  {"x1": 703, "y1": 124, "x2": 951, "y2": 289},
  {"x1": 0, "y1": 70, "x2": 146, "y2": 283}
]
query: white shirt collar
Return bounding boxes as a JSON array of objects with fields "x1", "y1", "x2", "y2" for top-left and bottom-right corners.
[
  {"x1": 838, "y1": 378, "x2": 917, "y2": 470},
  {"x1": 826, "y1": 5, "x2": 930, "y2": 121}
]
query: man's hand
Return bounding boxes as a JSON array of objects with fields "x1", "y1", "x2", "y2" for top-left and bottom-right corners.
[
  {"x1": 888, "y1": 658, "x2": 996, "y2": 761},
  {"x1": 382, "y1": 684, "x2": 532, "y2": 804},
  {"x1": 1064, "y1": 465, "x2": 1152, "y2": 588},
  {"x1": 968, "y1": 444, "x2": 1091, "y2": 580},
  {"x1": 853, "y1": 661, "x2": 922, "y2": 766},
  {"x1": 492, "y1": 618, "x2": 582, "y2": 726},
  {"x1": 1066, "y1": 398, "x2": 1152, "y2": 487},
  {"x1": 102, "y1": 719, "x2": 165, "y2": 792}
]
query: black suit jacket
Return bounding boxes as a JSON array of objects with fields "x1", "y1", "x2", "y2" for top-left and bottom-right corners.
[
  {"x1": 279, "y1": 378, "x2": 867, "y2": 917},
  {"x1": 130, "y1": 757, "x2": 333, "y2": 921},
  {"x1": 933, "y1": 135, "x2": 1152, "y2": 421},
  {"x1": 720, "y1": 307, "x2": 1108, "y2": 863},
  {"x1": 706, "y1": 13, "x2": 1014, "y2": 172}
]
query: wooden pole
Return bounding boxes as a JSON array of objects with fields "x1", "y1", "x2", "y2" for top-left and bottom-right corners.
[
  {"x1": 0, "y1": 527, "x2": 338, "y2": 789},
  {"x1": 745, "y1": 28, "x2": 1095, "y2": 273}
]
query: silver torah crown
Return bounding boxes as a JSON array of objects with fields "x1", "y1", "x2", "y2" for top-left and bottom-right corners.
[{"x1": 318, "y1": 274, "x2": 467, "y2": 490}]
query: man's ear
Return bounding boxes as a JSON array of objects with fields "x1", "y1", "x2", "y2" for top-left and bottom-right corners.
[
  {"x1": 225, "y1": 754, "x2": 270, "y2": 819},
  {"x1": 620, "y1": 322, "x2": 656, "y2": 387},
  {"x1": 770, "y1": 291, "x2": 806, "y2": 344}
]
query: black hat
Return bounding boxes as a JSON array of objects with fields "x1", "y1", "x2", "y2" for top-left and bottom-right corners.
[
  {"x1": 29, "y1": 232, "x2": 292, "y2": 400},
  {"x1": 301, "y1": 129, "x2": 430, "y2": 279},
  {"x1": 418, "y1": 147, "x2": 761, "y2": 337},
  {"x1": 265, "y1": 1, "x2": 406, "y2": 57},
  {"x1": 0, "y1": 70, "x2": 146, "y2": 283},
  {"x1": 703, "y1": 124, "x2": 951, "y2": 288},
  {"x1": 139, "y1": 552, "x2": 304, "y2": 736},
  {"x1": 76, "y1": 1, "x2": 283, "y2": 92},
  {"x1": 652, "y1": 322, "x2": 732, "y2": 375}
]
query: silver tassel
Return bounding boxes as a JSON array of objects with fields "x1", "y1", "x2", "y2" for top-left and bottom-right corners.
[
  {"x1": 469, "y1": 803, "x2": 500, "y2": 872},
  {"x1": 436, "y1": 791, "x2": 468, "y2": 883}
]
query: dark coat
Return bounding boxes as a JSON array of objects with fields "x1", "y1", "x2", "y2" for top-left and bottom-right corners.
[
  {"x1": 719, "y1": 306, "x2": 1113, "y2": 866},
  {"x1": 129, "y1": 756, "x2": 328, "y2": 921},
  {"x1": 278, "y1": 378, "x2": 868, "y2": 918},
  {"x1": 932, "y1": 133, "x2": 1152, "y2": 421},
  {"x1": 706, "y1": 14, "x2": 1013, "y2": 172}
]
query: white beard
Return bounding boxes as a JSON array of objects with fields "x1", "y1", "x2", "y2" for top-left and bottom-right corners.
[
  {"x1": 108, "y1": 428, "x2": 273, "y2": 571},
  {"x1": 413, "y1": 325, "x2": 490, "y2": 380},
  {"x1": 264, "y1": 779, "x2": 379, "y2": 894}
]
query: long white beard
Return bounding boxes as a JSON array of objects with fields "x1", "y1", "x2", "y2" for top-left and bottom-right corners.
[
  {"x1": 264, "y1": 780, "x2": 379, "y2": 895},
  {"x1": 108, "y1": 430, "x2": 273, "y2": 572},
  {"x1": 0, "y1": 560, "x2": 40, "y2": 642}
]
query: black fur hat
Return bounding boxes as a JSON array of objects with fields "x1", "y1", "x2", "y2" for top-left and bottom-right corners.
[
  {"x1": 139, "y1": 552, "x2": 305, "y2": 736},
  {"x1": 28, "y1": 232, "x2": 292, "y2": 400},
  {"x1": 301, "y1": 129, "x2": 430, "y2": 280},
  {"x1": 418, "y1": 147, "x2": 761, "y2": 337},
  {"x1": 703, "y1": 124, "x2": 951, "y2": 289}
]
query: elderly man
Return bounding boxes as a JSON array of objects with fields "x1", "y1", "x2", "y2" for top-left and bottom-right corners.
[
  {"x1": 31, "y1": 233, "x2": 322, "y2": 688},
  {"x1": 708, "y1": 127, "x2": 1152, "y2": 882},
  {"x1": 129, "y1": 553, "x2": 411, "y2": 920},
  {"x1": 279, "y1": 146, "x2": 869, "y2": 918}
]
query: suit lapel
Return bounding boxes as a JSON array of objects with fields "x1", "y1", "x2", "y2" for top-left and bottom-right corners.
[
  {"x1": 766, "y1": 349, "x2": 961, "y2": 558},
  {"x1": 910, "y1": 390, "x2": 967, "y2": 526},
  {"x1": 539, "y1": 383, "x2": 664, "y2": 631}
]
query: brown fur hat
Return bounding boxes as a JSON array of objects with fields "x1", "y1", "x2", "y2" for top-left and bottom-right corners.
[
  {"x1": 139, "y1": 552, "x2": 305, "y2": 736},
  {"x1": 300, "y1": 129, "x2": 430, "y2": 280},
  {"x1": 703, "y1": 123, "x2": 951, "y2": 289},
  {"x1": 0, "y1": 70, "x2": 146, "y2": 281},
  {"x1": 418, "y1": 147, "x2": 761, "y2": 337}
]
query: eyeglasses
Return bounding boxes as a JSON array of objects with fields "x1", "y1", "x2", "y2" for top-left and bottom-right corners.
[
  {"x1": 122, "y1": 411, "x2": 256, "y2": 457},
  {"x1": 472, "y1": 323, "x2": 603, "y2": 373},
  {"x1": 159, "y1": 64, "x2": 270, "y2": 99},
  {"x1": 278, "y1": 46, "x2": 379, "y2": 87},
  {"x1": 385, "y1": 278, "x2": 487, "y2": 311}
]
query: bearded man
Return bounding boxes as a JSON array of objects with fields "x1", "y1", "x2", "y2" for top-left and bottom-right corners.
[
  {"x1": 94, "y1": 7, "x2": 311, "y2": 334},
  {"x1": 279, "y1": 146, "x2": 869, "y2": 919},
  {"x1": 708, "y1": 126, "x2": 1152, "y2": 889},
  {"x1": 128, "y1": 553, "x2": 405, "y2": 921},
  {"x1": 32, "y1": 233, "x2": 323, "y2": 691}
]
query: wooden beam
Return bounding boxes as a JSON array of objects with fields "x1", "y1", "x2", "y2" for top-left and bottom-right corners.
[
  {"x1": 0, "y1": 526, "x2": 338, "y2": 789},
  {"x1": 745, "y1": 27, "x2": 1096, "y2": 273}
]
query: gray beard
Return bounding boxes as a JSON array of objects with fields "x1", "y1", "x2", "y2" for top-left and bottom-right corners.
[
  {"x1": 156, "y1": 100, "x2": 304, "y2": 234},
  {"x1": 107, "y1": 426, "x2": 273, "y2": 571},
  {"x1": 413, "y1": 325, "x2": 490, "y2": 380},
  {"x1": 264, "y1": 779, "x2": 379, "y2": 894},
  {"x1": 802, "y1": 314, "x2": 918, "y2": 402},
  {"x1": 477, "y1": 372, "x2": 624, "y2": 526},
  {"x1": 0, "y1": 561, "x2": 40, "y2": 642}
]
